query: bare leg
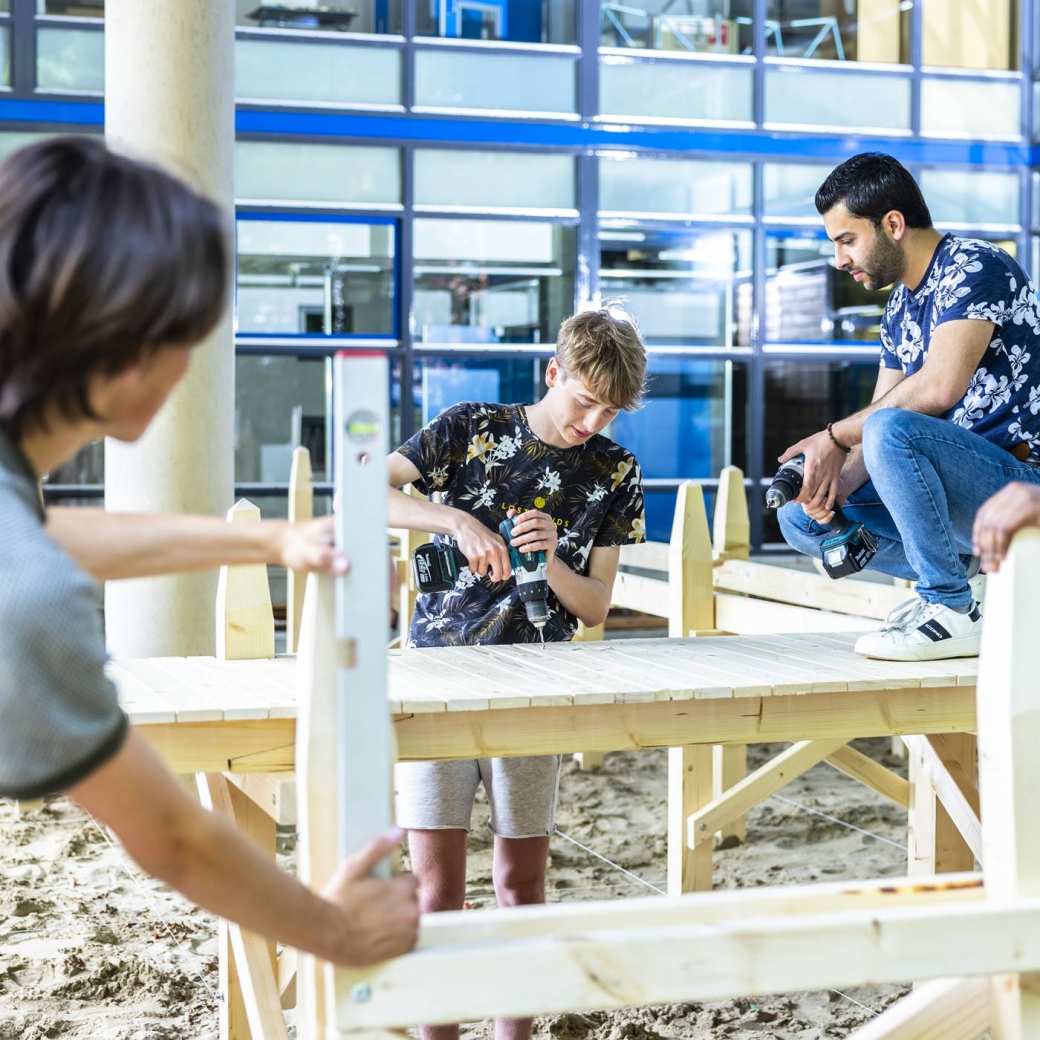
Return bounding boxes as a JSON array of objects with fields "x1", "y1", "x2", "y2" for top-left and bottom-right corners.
[
  {"x1": 492, "y1": 835, "x2": 551, "y2": 1040},
  {"x1": 408, "y1": 828, "x2": 469, "y2": 1040}
]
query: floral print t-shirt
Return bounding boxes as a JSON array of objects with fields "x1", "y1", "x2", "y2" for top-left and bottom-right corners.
[
  {"x1": 879, "y1": 234, "x2": 1040, "y2": 460},
  {"x1": 397, "y1": 402, "x2": 646, "y2": 647}
]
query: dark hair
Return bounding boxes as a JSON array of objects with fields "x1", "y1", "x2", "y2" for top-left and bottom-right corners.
[
  {"x1": 815, "y1": 152, "x2": 932, "y2": 229},
  {"x1": 0, "y1": 135, "x2": 228, "y2": 438}
]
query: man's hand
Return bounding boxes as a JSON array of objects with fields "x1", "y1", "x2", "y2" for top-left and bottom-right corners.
[
  {"x1": 321, "y1": 829, "x2": 420, "y2": 968},
  {"x1": 452, "y1": 513, "x2": 512, "y2": 582},
  {"x1": 972, "y1": 482, "x2": 1040, "y2": 573},
  {"x1": 508, "y1": 509, "x2": 559, "y2": 556},
  {"x1": 779, "y1": 430, "x2": 846, "y2": 522},
  {"x1": 276, "y1": 515, "x2": 349, "y2": 575}
]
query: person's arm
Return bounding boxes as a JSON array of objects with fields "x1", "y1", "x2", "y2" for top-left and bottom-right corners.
[
  {"x1": 781, "y1": 319, "x2": 994, "y2": 518},
  {"x1": 70, "y1": 731, "x2": 419, "y2": 967},
  {"x1": 972, "y1": 482, "x2": 1040, "y2": 573},
  {"x1": 46, "y1": 509, "x2": 347, "y2": 582},
  {"x1": 387, "y1": 450, "x2": 512, "y2": 582}
]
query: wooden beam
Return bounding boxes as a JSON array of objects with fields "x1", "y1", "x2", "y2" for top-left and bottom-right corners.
[
  {"x1": 610, "y1": 571, "x2": 669, "y2": 617},
  {"x1": 689, "y1": 739, "x2": 848, "y2": 848},
  {"x1": 394, "y1": 485, "x2": 429, "y2": 644},
  {"x1": 572, "y1": 621, "x2": 605, "y2": 769},
  {"x1": 712, "y1": 465, "x2": 750, "y2": 562},
  {"x1": 714, "y1": 744, "x2": 747, "y2": 845},
  {"x1": 847, "y1": 976, "x2": 991, "y2": 1039},
  {"x1": 331, "y1": 886, "x2": 1040, "y2": 1031},
  {"x1": 667, "y1": 481, "x2": 714, "y2": 638},
  {"x1": 668, "y1": 744, "x2": 714, "y2": 894},
  {"x1": 216, "y1": 499, "x2": 276, "y2": 661},
  {"x1": 978, "y1": 529, "x2": 1040, "y2": 1035},
  {"x1": 286, "y1": 446, "x2": 313, "y2": 655},
  {"x1": 618, "y1": 540, "x2": 669, "y2": 573},
  {"x1": 825, "y1": 744, "x2": 910, "y2": 809},
  {"x1": 714, "y1": 559, "x2": 908, "y2": 620},
  {"x1": 714, "y1": 592, "x2": 878, "y2": 635}
]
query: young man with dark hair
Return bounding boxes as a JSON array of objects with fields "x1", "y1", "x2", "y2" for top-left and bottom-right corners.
[
  {"x1": 0, "y1": 137, "x2": 418, "y2": 968},
  {"x1": 778, "y1": 151, "x2": 1040, "y2": 661},
  {"x1": 386, "y1": 305, "x2": 647, "y2": 1040}
]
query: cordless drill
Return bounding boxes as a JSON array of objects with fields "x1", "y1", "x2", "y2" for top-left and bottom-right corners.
[
  {"x1": 766, "y1": 454, "x2": 878, "y2": 580},
  {"x1": 411, "y1": 517, "x2": 550, "y2": 642}
]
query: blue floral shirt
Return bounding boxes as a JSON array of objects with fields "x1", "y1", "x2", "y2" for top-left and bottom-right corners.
[{"x1": 880, "y1": 234, "x2": 1040, "y2": 460}]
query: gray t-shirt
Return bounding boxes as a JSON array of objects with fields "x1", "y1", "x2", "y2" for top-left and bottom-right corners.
[{"x1": 0, "y1": 429, "x2": 127, "y2": 799}]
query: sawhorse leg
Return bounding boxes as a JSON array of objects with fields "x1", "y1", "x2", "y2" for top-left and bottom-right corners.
[{"x1": 667, "y1": 745, "x2": 714, "y2": 894}]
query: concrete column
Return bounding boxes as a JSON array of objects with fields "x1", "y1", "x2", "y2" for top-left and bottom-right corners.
[{"x1": 104, "y1": 0, "x2": 235, "y2": 657}]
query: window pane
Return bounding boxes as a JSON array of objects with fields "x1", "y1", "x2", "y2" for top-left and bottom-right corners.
[
  {"x1": 0, "y1": 131, "x2": 56, "y2": 161},
  {"x1": 600, "y1": 56, "x2": 753, "y2": 123},
  {"x1": 412, "y1": 355, "x2": 541, "y2": 427},
  {"x1": 415, "y1": 150, "x2": 575, "y2": 212},
  {"x1": 600, "y1": 155, "x2": 752, "y2": 218},
  {"x1": 599, "y1": 229, "x2": 751, "y2": 347},
  {"x1": 611, "y1": 359, "x2": 746, "y2": 542},
  {"x1": 236, "y1": 141, "x2": 400, "y2": 206},
  {"x1": 765, "y1": 0, "x2": 907, "y2": 63},
  {"x1": 44, "y1": 441, "x2": 104, "y2": 487},
  {"x1": 414, "y1": 219, "x2": 575, "y2": 345},
  {"x1": 39, "y1": 1, "x2": 100, "y2": 13},
  {"x1": 600, "y1": 1, "x2": 753, "y2": 54},
  {"x1": 37, "y1": 26, "x2": 103, "y2": 91},
  {"x1": 923, "y1": 0, "x2": 1017, "y2": 71},
  {"x1": 415, "y1": 48, "x2": 576, "y2": 115},
  {"x1": 921, "y1": 78, "x2": 1020, "y2": 140},
  {"x1": 237, "y1": 217, "x2": 395, "y2": 337},
  {"x1": 236, "y1": 0, "x2": 401, "y2": 34},
  {"x1": 236, "y1": 39, "x2": 401, "y2": 106},
  {"x1": 415, "y1": 1, "x2": 575, "y2": 43},
  {"x1": 920, "y1": 169, "x2": 1020, "y2": 226},
  {"x1": 762, "y1": 232, "x2": 891, "y2": 344},
  {"x1": 765, "y1": 66, "x2": 910, "y2": 131},
  {"x1": 763, "y1": 163, "x2": 832, "y2": 220},
  {"x1": 764, "y1": 360, "x2": 876, "y2": 542}
]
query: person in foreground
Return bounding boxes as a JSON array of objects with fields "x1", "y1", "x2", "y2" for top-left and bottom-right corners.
[
  {"x1": 0, "y1": 136, "x2": 418, "y2": 968},
  {"x1": 386, "y1": 306, "x2": 647, "y2": 1040},
  {"x1": 778, "y1": 152, "x2": 1040, "y2": 662}
]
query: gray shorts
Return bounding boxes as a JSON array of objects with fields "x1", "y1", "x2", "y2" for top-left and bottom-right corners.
[{"x1": 395, "y1": 755, "x2": 562, "y2": 839}]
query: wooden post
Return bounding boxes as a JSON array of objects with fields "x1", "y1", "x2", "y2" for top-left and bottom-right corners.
[
  {"x1": 215, "y1": 499, "x2": 275, "y2": 661},
  {"x1": 667, "y1": 744, "x2": 714, "y2": 894},
  {"x1": 908, "y1": 734, "x2": 977, "y2": 876},
  {"x1": 392, "y1": 485, "x2": 430, "y2": 648},
  {"x1": 667, "y1": 481, "x2": 714, "y2": 638},
  {"x1": 286, "y1": 446, "x2": 313, "y2": 655},
  {"x1": 572, "y1": 620, "x2": 606, "y2": 771},
  {"x1": 978, "y1": 529, "x2": 1040, "y2": 1036}
]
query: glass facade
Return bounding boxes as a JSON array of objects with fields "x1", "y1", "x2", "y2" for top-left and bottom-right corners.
[{"x1": 8, "y1": 0, "x2": 1035, "y2": 551}]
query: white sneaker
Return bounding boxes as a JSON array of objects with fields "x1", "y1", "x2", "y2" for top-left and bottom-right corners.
[{"x1": 855, "y1": 598, "x2": 983, "y2": 662}]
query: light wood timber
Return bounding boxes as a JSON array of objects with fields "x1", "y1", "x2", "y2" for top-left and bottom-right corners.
[
  {"x1": 391, "y1": 484, "x2": 430, "y2": 646},
  {"x1": 715, "y1": 591, "x2": 878, "y2": 634},
  {"x1": 923, "y1": 0, "x2": 1011, "y2": 71},
  {"x1": 286, "y1": 446, "x2": 313, "y2": 655},
  {"x1": 714, "y1": 559, "x2": 909, "y2": 620},
  {"x1": 618, "y1": 539, "x2": 668, "y2": 573},
  {"x1": 712, "y1": 465, "x2": 750, "y2": 562},
  {"x1": 15, "y1": 799, "x2": 44, "y2": 816},
  {"x1": 668, "y1": 744, "x2": 714, "y2": 894},
  {"x1": 197, "y1": 773, "x2": 286, "y2": 1040},
  {"x1": 572, "y1": 620, "x2": 606, "y2": 770},
  {"x1": 215, "y1": 499, "x2": 276, "y2": 661},
  {"x1": 667, "y1": 481, "x2": 714, "y2": 637},
  {"x1": 978, "y1": 530, "x2": 1040, "y2": 1035},
  {"x1": 610, "y1": 571, "x2": 669, "y2": 617},
  {"x1": 825, "y1": 744, "x2": 910, "y2": 809},
  {"x1": 846, "y1": 975, "x2": 992, "y2": 1039},
  {"x1": 713, "y1": 743, "x2": 747, "y2": 845}
]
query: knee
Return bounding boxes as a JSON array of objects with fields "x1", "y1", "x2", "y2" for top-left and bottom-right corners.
[
  {"x1": 492, "y1": 859, "x2": 546, "y2": 908},
  {"x1": 777, "y1": 500, "x2": 821, "y2": 554},
  {"x1": 417, "y1": 882, "x2": 465, "y2": 914},
  {"x1": 862, "y1": 407, "x2": 914, "y2": 467}
]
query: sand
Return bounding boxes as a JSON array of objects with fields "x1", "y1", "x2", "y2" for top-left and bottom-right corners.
[{"x1": 0, "y1": 738, "x2": 914, "y2": 1039}]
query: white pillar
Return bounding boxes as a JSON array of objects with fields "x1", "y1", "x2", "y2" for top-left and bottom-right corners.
[{"x1": 103, "y1": 0, "x2": 235, "y2": 657}]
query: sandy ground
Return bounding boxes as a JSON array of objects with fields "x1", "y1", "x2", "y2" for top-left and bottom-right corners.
[{"x1": 0, "y1": 737, "x2": 916, "y2": 1039}]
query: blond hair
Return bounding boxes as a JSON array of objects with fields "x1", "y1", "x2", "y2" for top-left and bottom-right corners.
[{"x1": 555, "y1": 304, "x2": 647, "y2": 410}]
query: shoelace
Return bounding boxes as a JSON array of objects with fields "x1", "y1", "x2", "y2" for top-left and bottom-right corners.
[{"x1": 881, "y1": 595, "x2": 926, "y2": 633}]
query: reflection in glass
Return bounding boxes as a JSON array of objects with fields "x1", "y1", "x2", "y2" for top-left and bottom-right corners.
[
  {"x1": 415, "y1": 1, "x2": 575, "y2": 44},
  {"x1": 765, "y1": 65, "x2": 910, "y2": 130},
  {"x1": 763, "y1": 162, "x2": 831, "y2": 220},
  {"x1": 37, "y1": 25, "x2": 103, "y2": 91},
  {"x1": 413, "y1": 219, "x2": 575, "y2": 345},
  {"x1": 236, "y1": 217, "x2": 395, "y2": 337},
  {"x1": 38, "y1": 1, "x2": 100, "y2": 15},
  {"x1": 600, "y1": 155, "x2": 752, "y2": 218},
  {"x1": 921, "y1": 78, "x2": 1019, "y2": 140},
  {"x1": 600, "y1": 1, "x2": 753, "y2": 54},
  {"x1": 45, "y1": 441, "x2": 104, "y2": 487},
  {"x1": 765, "y1": 0, "x2": 907, "y2": 63},
  {"x1": 920, "y1": 170, "x2": 1020, "y2": 227},
  {"x1": 412, "y1": 355, "x2": 541, "y2": 427},
  {"x1": 761, "y1": 232, "x2": 891, "y2": 344},
  {"x1": 599, "y1": 229, "x2": 751, "y2": 347},
  {"x1": 235, "y1": 1, "x2": 401, "y2": 34},
  {"x1": 923, "y1": 0, "x2": 1017, "y2": 71}
]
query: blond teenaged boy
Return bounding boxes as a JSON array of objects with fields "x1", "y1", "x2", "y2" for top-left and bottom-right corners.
[{"x1": 387, "y1": 307, "x2": 647, "y2": 1040}]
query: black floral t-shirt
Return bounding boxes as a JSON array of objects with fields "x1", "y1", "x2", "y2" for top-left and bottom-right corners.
[{"x1": 397, "y1": 402, "x2": 646, "y2": 647}]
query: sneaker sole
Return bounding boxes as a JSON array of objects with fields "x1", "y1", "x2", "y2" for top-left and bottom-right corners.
[{"x1": 856, "y1": 635, "x2": 980, "y2": 662}]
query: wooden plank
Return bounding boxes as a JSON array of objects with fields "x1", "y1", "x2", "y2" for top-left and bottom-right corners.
[
  {"x1": 216, "y1": 499, "x2": 276, "y2": 662},
  {"x1": 689, "y1": 739, "x2": 848, "y2": 848},
  {"x1": 978, "y1": 530, "x2": 1040, "y2": 1036},
  {"x1": 618, "y1": 540, "x2": 669, "y2": 573},
  {"x1": 571, "y1": 620, "x2": 605, "y2": 769},
  {"x1": 847, "y1": 976, "x2": 991, "y2": 1039},
  {"x1": 668, "y1": 744, "x2": 714, "y2": 894},
  {"x1": 825, "y1": 744, "x2": 910, "y2": 809},
  {"x1": 611, "y1": 571, "x2": 669, "y2": 617},
  {"x1": 667, "y1": 481, "x2": 714, "y2": 638},
  {"x1": 714, "y1": 559, "x2": 909, "y2": 620},
  {"x1": 715, "y1": 592, "x2": 878, "y2": 635},
  {"x1": 286, "y1": 446, "x2": 313, "y2": 655},
  {"x1": 395, "y1": 485, "x2": 430, "y2": 644},
  {"x1": 712, "y1": 465, "x2": 750, "y2": 562},
  {"x1": 714, "y1": 744, "x2": 747, "y2": 845},
  {"x1": 330, "y1": 894, "x2": 1040, "y2": 1031}
]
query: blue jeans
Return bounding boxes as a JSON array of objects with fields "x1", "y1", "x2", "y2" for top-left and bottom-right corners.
[{"x1": 778, "y1": 408, "x2": 1040, "y2": 610}]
